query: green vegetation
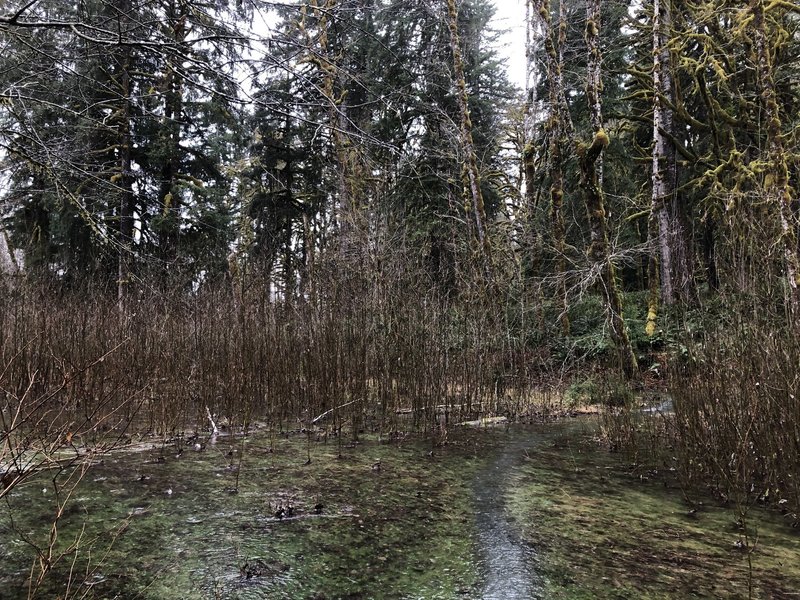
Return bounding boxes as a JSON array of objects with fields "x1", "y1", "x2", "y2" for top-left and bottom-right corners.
[
  {"x1": 1, "y1": 430, "x2": 487, "y2": 599},
  {"x1": 508, "y1": 424, "x2": 800, "y2": 599},
  {"x1": 4, "y1": 420, "x2": 799, "y2": 599}
]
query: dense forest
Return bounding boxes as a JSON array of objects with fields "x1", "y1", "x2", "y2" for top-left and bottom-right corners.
[{"x1": 2, "y1": 0, "x2": 800, "y2": 595}]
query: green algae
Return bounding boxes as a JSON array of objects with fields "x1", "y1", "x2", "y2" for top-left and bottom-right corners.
[
  {"x1": 1, "y1": 430, "x2": 487, "y2": 599},
  {"x1": 3, "y1": 418, "x2": 800, "y2": 599},
  {"x1": 506, "y1": 419, "x2": 800, "y2": 599}
]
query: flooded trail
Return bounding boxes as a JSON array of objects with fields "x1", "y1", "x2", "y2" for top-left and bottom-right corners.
[
  {"x1": 473, "y1": 429, "x2": 543, "y2": 599},
  {"x1": 7, "y1": 416, "x2": 799, "y2": 598}
]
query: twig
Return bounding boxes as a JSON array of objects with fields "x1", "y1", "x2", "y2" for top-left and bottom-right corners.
[
  {"x1": 311, "y1": 400, "x2": 358, "y2": 425},
  {"x1": 205, "y1": 406, "x2": 219, "y2": 436}
]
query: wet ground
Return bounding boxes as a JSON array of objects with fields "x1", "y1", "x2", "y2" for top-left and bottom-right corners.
[{"x1": 2, "y1": 418, "x2": 800, "y2": 599}]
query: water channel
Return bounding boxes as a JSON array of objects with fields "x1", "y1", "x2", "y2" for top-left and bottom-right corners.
[{"x1": 472, "y1": 429, "x2": 542, "y2": 600}]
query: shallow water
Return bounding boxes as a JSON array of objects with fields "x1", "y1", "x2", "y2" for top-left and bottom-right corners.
[
  {"x1": 2, "y1": 418, "x2": 799, "y2": 598},
  {"x1": 472, "y1": 429, "x2": 542, "y2": 599},
  {"x1": 0, "y1": 429, "x2": 493, "y2": 599}
]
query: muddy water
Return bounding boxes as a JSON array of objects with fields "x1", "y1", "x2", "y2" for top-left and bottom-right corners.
[{"x1": 472, "y1": 429, "x2": 542, "y2": 599}]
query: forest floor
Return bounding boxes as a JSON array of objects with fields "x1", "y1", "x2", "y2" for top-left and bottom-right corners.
[{"x1": 1, "y1": 414, "x2": 799, "y2": 599}]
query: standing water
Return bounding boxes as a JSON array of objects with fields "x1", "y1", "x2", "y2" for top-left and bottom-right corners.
[
  {"x1": 5, "y1": 417, "x2": 797, "y2": 598},
  {"x1": 472, "y1": 427, "x2": 543, "y2": 599}
]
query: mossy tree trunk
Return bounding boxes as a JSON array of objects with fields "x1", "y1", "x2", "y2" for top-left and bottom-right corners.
[
  {"x1": 581, "y1": 0, "x2": 637, "y2": 380},
  {"x1": 749, "y1": 0, "x2": 800, "y2": 319},
  {"x1": 647, "y1": 0, "x2": 696, "y2": 337},
  {"x1": 523, "y1": 0, "x2": 538, "y2": 254},
  {"x1": 156, "y1": 0, "x2": 188, "y2": 259},
  {"x1": 446, "y1": 0, "x2": 492, "y2": 276},
  {"x1": 303, "y1": 0, "x2": 362, "y2": 270},
  {"x1": 534, "y1": 0, "x2": 570, "y2": 335},
  {"x1": 523, "y1": 0, "x2": 545, "y2": 329}
]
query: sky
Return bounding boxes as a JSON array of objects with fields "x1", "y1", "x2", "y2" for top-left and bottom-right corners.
[
  {"x1": 249, "y1": 1, "x2": 528, "y2": 90},
  {"x1": 490, "y1": 0, "x2": 527, "y2": 89}
]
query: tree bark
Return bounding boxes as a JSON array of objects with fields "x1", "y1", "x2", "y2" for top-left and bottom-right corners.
[
  {"x1": 523, "y1": 0, "x2": 545, "y2": 328},
  {"x1": 307, "y1": 0, "x2": 360, "y2": 267},
  {"x1": 158, "y1": 0, "x2": 188, "y2": 258},
  {"x1": 523, "y1": 0, "x2": 538, "y2": 248},
  {"x1": 750, "y1": 0, "x2": 800, "y2": 318},
  {"x1": 446, "y1": 0, "x2": 492, "y2": 272},
  {"x1": 534, "y1": 0, "x2": 570, "y2": 334},
  {"x1": 649, "y1": 0, "x2": 695, "y2": 334},
  {"x1": 115, "y1": 0, "x2": 135, "y2": 309},
  {"x1": 581, "y1": 0, "x2": 637, "y2": 380}
]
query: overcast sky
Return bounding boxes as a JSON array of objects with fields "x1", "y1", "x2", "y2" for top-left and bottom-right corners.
[
  {"x1": 252, "y1": 2, "x2": 528, "y2": 90},
  {"x1": 490, "y1": 0, "x2": 527, "y2": 89}
]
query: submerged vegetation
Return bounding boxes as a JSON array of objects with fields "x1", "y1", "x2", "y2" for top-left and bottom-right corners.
[
  {"x1": 3, "y1": 416, "x2": 800, "y2": 599},
  {"x1": 0, "y1": 428, "x2": 488, "y2": 599},
  {"x1": 508, "y1": 422, "x2": 800, "y2": 599}
]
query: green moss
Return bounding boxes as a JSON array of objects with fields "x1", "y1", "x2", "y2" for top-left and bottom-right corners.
[
  {"x1": 506, "y1": 423, "x2": 800, "y2": 598},
  {"x1": 593, "y1": 128, "x2": 609, "y2": 149},
  {"x1": 5, "y1": 422, "x2": 800, "y2": 599}
]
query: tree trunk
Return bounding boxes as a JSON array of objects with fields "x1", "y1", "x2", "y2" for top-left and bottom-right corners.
[
  {"x1": 446, "y1": 0, "x2": 491, "y2": 272},
  {"x1": 115, "y1": 0, "x2": 135, "y2": 309},
  {"x1": 750, "y1": 0, "x2": 800, "y2": 318},
  {"x1": 302, "y1": 211, "x2": 316, "y2": 301},
  {"x1": 649, "y1": 0, "x2": 695, "y2": 333},
  {"x1": 523, "y1": 0, "x2": 545, "y2": 328},
  {"x1": 534, "y1": 0, "x2": 570, "y2": 334},
  {"x1": 307, "y1": 0, "x2": 360, "y2": 268},
  {"x1": 581, "y1": 0, "x2": 637, "y2": 379},
  {"x1": 158, "y1": 0, "x2": 187, "y2": 259}
]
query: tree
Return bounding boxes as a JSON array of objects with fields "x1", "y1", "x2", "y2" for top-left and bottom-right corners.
[
  {"x1": 446, "y1": 0, "x2": 491, "y2": 270},
  {"x1": 748, "y1": 0, "x2": 800, "y2": 317},
  {"x1": 533, "y1": 0, "x2": 572, "y2": 335},
  {"x1": 646, "y1": 0, "x2": 696, "y2": 336},
  {"x1": 1, "y1": 0, "x2": 248, "y2": 293},
  {"x1": 579, "y1": 0, "x2": 637, "y2": 379}
]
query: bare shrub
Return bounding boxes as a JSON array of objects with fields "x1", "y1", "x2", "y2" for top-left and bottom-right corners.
[{"x1": 669, "y1": 313, "x2": 800, "y2": 523}]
